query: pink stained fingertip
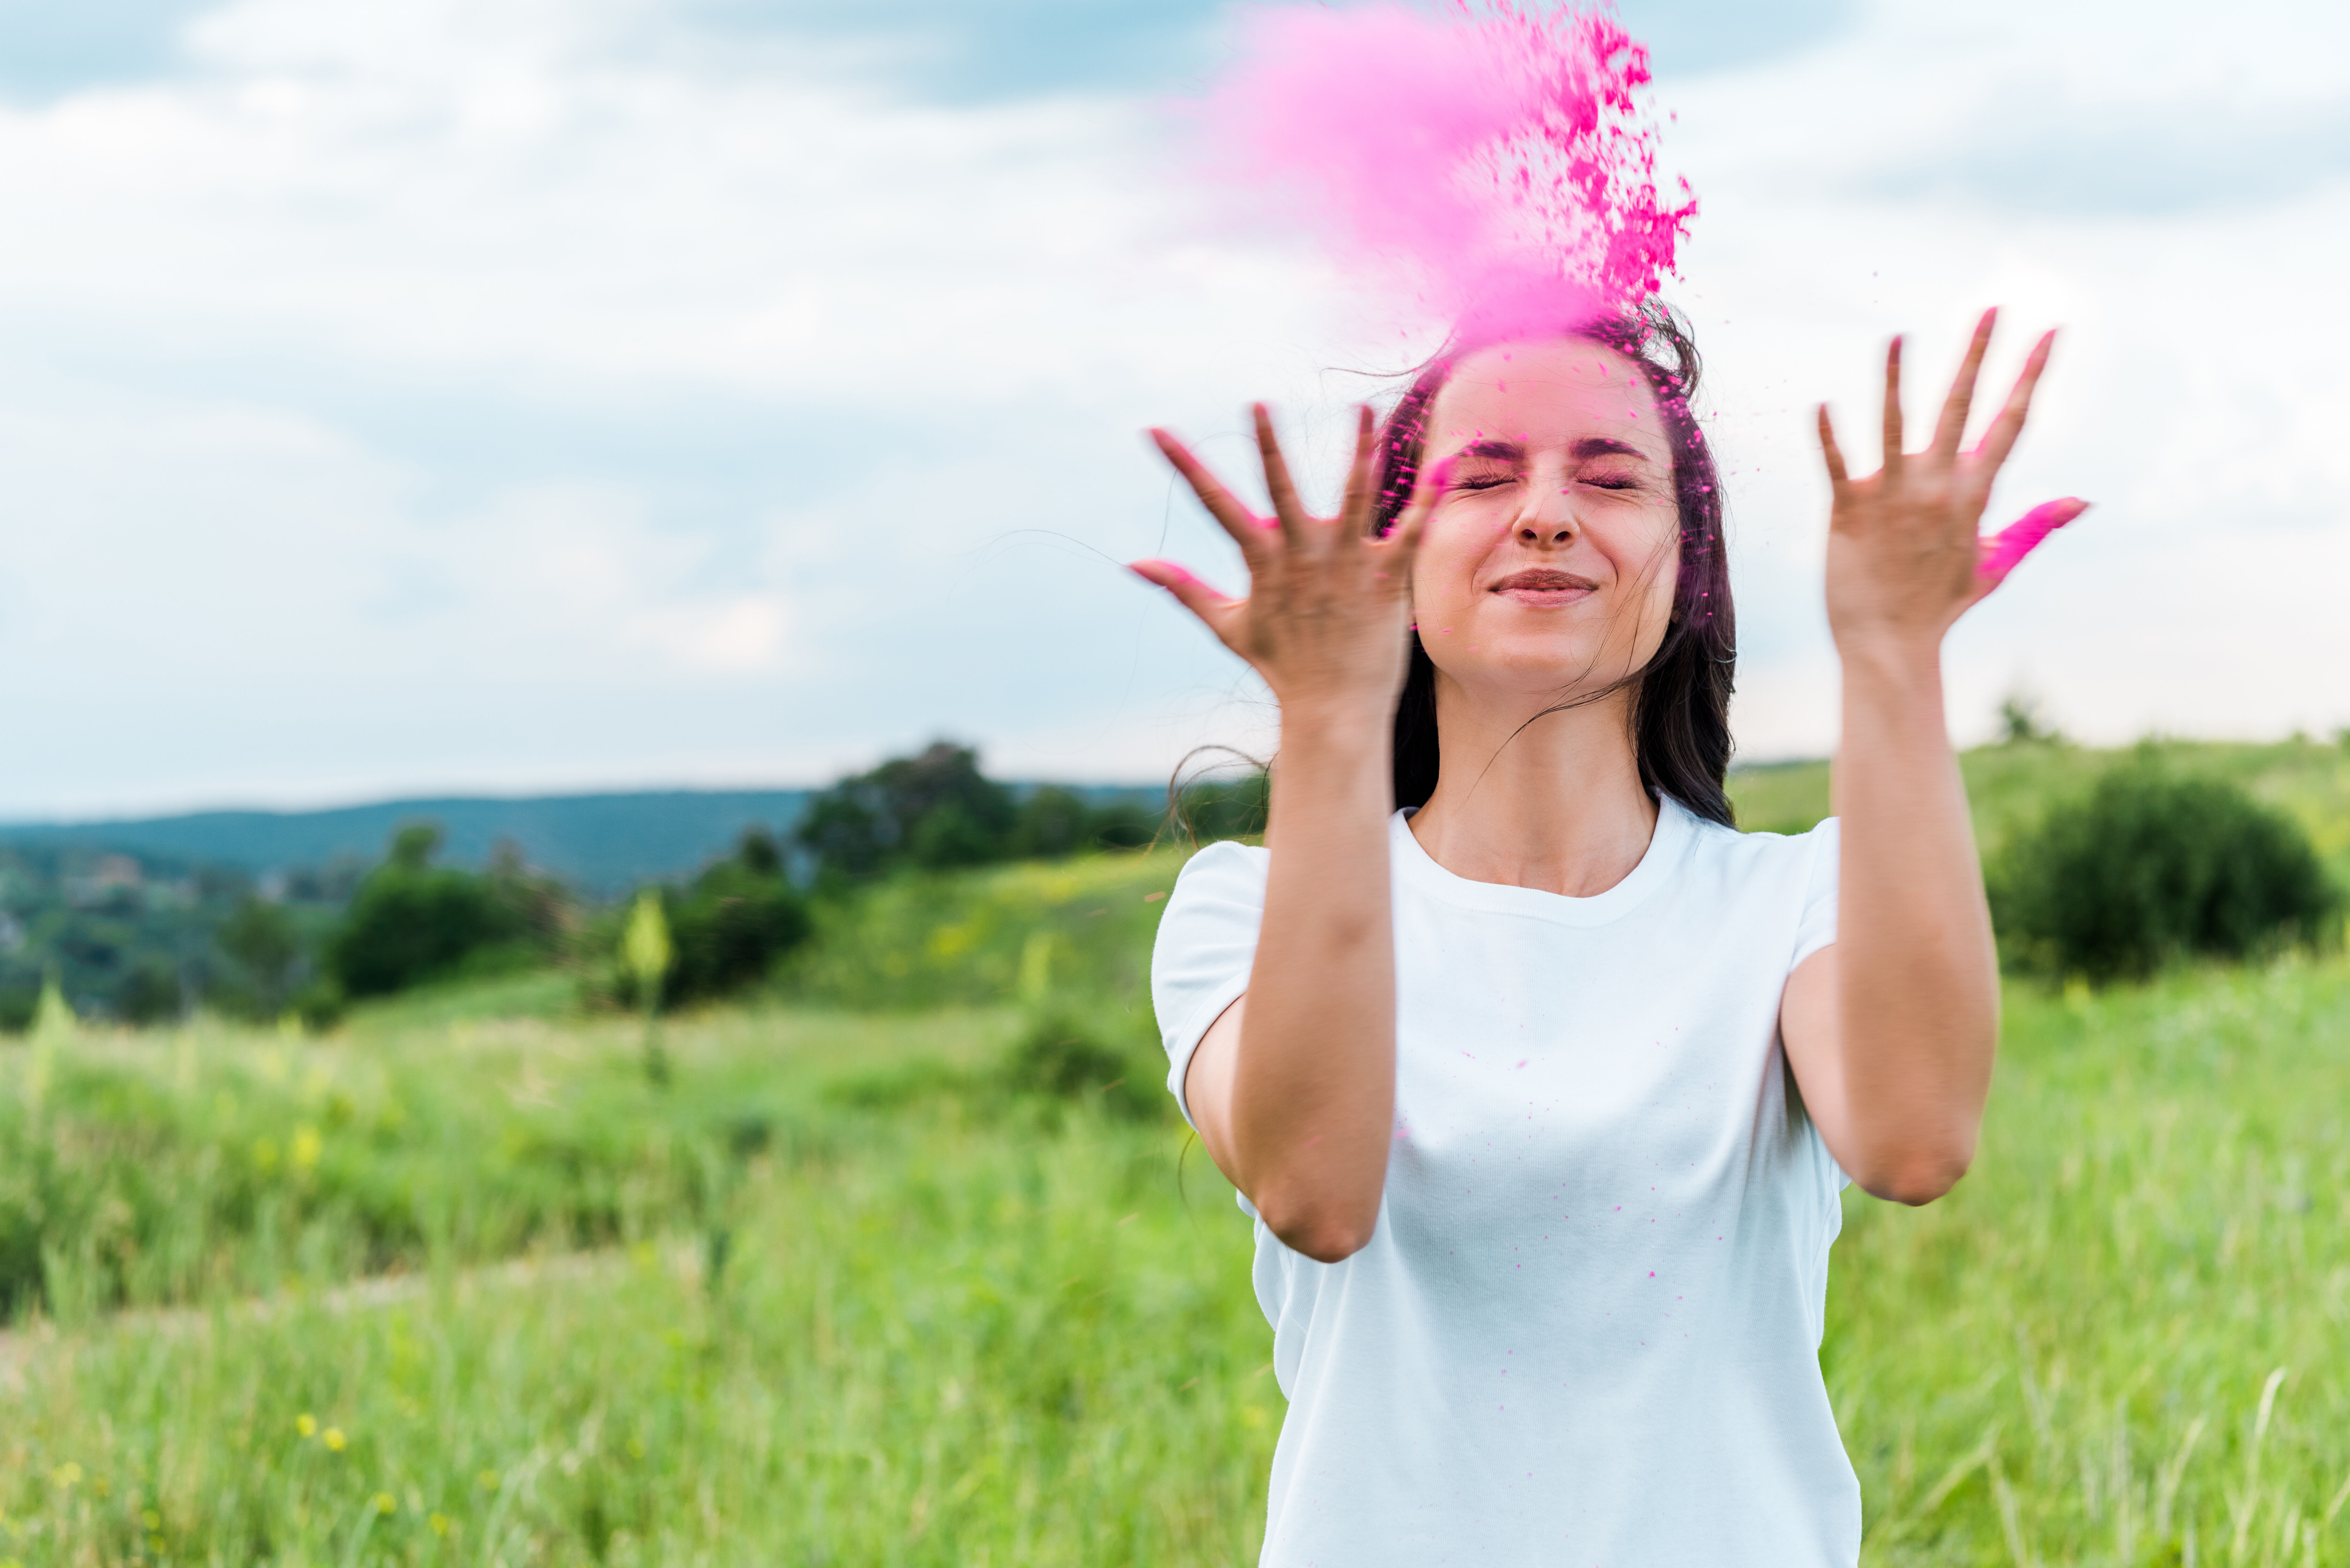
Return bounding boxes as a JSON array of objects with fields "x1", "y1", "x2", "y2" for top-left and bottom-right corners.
[
  {"x1": 1977, "y1": 499, "x2": 2089, "y2": 585},
  {"x1": 1130, "y1": 560, "x2": 1207, "y2": 593}
]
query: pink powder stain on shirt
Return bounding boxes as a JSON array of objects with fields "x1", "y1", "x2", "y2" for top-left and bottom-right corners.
[{"x1": 1194, "y1": 3, "x2": 1695, "y2": 336}]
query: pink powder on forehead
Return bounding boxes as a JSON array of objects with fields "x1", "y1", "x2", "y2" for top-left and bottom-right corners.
[{"x1": 1195, "y1": 2, "x2": 1694, "y2": 337}]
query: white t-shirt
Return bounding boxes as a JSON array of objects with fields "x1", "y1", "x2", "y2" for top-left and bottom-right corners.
[{"x1": 1151, "y1": 797, "x2": 1857, "y2": 1567}]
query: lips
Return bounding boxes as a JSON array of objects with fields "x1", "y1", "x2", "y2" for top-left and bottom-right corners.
[{"x1": 1490, "y1": 568, "x2": 1598, "y2": 601}]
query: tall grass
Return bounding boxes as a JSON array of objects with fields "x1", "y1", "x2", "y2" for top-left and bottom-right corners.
[
  {"x1": 4, "y1": 955, "x2": 2346, "y2": 1564},
  {"x1": 1835, "y1": 957, "x2": 2350, "y2": 1564},
  {"x1": 0, "y1": 995, "x2": 1021, "y2": 1324},
  {"x1": 6, "y1": 746, "x2": 2350, "y2": 1565}
]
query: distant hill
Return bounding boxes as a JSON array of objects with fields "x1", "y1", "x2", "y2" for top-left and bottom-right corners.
[
  {"x1": 0, "y1": 791, "x2": 814, "y2": 895},
  {"x1": 0, "y1": 784, "x2": 1164, "y2": 895}
]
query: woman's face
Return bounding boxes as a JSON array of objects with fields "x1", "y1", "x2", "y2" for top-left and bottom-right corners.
[{"x1": 1410, "y1": 338, "x2": 1682, "y2": 703}]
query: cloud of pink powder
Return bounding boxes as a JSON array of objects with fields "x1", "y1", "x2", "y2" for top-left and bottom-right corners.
[{"x1": 1193, "y1": 2, "x2": 1695, "y2": 341}]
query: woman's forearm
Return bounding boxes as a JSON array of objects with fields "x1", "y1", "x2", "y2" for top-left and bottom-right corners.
[
  {"x1": 1831, "y1": 635, "x2": 1999, "y2": 1201},
  {"x1": 1231, "y1": 707, "x2": 1398, "y2": 1260}
]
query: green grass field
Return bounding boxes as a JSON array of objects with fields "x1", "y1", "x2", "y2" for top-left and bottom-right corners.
[{"x1": 4, "y1": 740, "x2": 2348, "y2": 1565}]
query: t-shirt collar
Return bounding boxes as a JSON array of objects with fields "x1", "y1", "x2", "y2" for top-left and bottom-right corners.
[{"x1": 1390, "y1": 793, "x2": 1694, "y2": 928}]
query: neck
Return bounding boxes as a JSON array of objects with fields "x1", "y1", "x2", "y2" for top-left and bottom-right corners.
[{"x1": 1406, "y1": 675, "x2": 1658, "y2": 897}]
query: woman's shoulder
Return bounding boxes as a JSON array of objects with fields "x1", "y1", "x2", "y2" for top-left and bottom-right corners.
[
  {"x1": 1671, "y1": 800, "x2": 1839, "y2": 881},
  {"x1": 1172, "y1": 836, "x2": 1271, "y2": 891},
  {"x1": 1153, "y1": 839, "x2": 1272, "y2": 969}
]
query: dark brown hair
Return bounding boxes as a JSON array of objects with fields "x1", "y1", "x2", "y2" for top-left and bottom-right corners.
[{"x1": 1371, "y1": 300, "x2": 1737, "y2": 825}]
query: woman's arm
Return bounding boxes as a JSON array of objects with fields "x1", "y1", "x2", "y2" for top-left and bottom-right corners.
[
  {"x1": 1184, "y1": 713, "x2": 1397, "y2": 1261},
  {"x1": 1135, "y1": 407, "x2": 1435, "y2": 1263},
  {"x1": 1781, "y1": 313, "x2": 2086, "y2": 1205}
]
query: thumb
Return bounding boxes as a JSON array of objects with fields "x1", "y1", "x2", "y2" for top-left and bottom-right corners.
[
  {"x1": 1977, "y1": 498, "x2": 2089, "y2": 591},
  {"x1": 1131, "y1": 560, "x2": 1246, "y2": 649}
]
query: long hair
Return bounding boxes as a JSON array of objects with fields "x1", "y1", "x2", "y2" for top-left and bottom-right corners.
[{"x1": 1371, "y1": 300, "x2": 1737, "y2": 826}]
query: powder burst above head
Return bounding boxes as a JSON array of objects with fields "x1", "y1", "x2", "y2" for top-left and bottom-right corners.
[{"x1": 1196, "y1": 1, "x2": 1696, "y2": 339}]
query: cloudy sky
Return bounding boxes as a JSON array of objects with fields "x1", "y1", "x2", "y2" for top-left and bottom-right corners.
[{"x1": 0, "y1": 0, "x2": 2344, "y2": 818}]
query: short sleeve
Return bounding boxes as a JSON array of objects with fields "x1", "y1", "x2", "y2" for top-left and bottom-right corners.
[
  {"x1": 1149, "y1": 840, "x2": 1270, "y2": 1128},
  {"x1": 1791, "y1": 816, "x2": 1840, "y2": 970}
]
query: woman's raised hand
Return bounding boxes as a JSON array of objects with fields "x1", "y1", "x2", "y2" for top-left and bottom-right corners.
[
  {"x1": 1816, "y1": 309, "x2": 2087, "y2": 655},
  {"x1": 1133, "y1": 404, "x2": 1437, "y2": 727}
]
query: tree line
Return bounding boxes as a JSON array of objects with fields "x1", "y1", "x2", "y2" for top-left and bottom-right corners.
[{"x1": 1, "y1": 742, "x2": 1225, "y2": 1029}]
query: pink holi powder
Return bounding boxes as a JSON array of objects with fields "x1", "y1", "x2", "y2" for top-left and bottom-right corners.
[{"x1": 1194, "y1": 2, "x2": 1694, "y2": 336}]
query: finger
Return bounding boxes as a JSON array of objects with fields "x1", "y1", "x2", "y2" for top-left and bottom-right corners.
[
  {"x1": 1931, "y1": 307, "x2": 1997, "y2": 460},
  {"x1": 1969, "y1": 329, "x2": 2057, "y2": 475},
  {"x1": 1385, "y1": 454, "x2": 1454, "y2": 560},
  {"x1": 1976, "y1": 498, "x2": 2088, "y2": 589},
  {"x1": 1253, "y1": 404, "x2": 1310, "y2": 544},
  {"x1": 1337, "y1": 404, "x2": 1379, "y2": 536},
  {"x1": 1881, "y1": 335, "x2": 1905, "y2": 478},
  {"x1": 1816, "y1": 404, "x2": 1849, "y2": 490},
  {"x1": 1149, "y1": 428, "x2": 1273, "y2": 555},
  {"x1": 1129, "y1": 560, "x2": 1248, "y2": 647}
]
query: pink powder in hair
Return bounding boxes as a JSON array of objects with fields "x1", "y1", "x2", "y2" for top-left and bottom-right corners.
[{"x1": 1193, "y1": 2, "x2": 1694, "y2": 336}]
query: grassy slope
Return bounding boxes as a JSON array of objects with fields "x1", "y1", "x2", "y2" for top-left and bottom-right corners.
[
  {"x1": 1732, "y1": 736, "x2": 2350, "y2": 883},
  {"x1": 6, "y1": 960, "x2": 2348, "y2": 1564},
  {"x1": 6, "y1": 740, "x2": 2350, "y2": 1563}
]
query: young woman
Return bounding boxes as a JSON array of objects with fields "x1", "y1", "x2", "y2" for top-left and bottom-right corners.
[{"x1": 1135, "y1": 304, "x2": 2077, "y2": 1565}]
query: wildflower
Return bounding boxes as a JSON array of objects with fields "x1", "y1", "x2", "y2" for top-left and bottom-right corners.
[
  {"x1": 49, "y1": 1463, "x2": 81, "y2": 1489},
  {"x1": 477, "y1": 1469, "x2": 499, "y2": 1491},
  {"x1": 291, "y1": 1126, "x2": 322, "y2": 1172},
  {"x1": 296, "y1": 1413, "x2": 317, "y2": 1438},
  {"x1": 323, "y1": 1428, "x2": 347, "y2": 1452},
  {"x1": 372, "y1": 1493, "x2": 395, "y2": 1516},
  {"x1": 429, "y1": 1513, "x2": 451, "y2": 1536},
  {"x1": 142, "y1": 1511, "x2": 161, "y2": 1530}
]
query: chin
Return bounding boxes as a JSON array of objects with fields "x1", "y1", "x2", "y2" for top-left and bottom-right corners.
[{"x1": 1455, "y1": 646, "x2": 1614, "y2": 692}]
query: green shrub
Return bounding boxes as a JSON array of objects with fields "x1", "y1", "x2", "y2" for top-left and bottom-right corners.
[
  {"x1": 1990, "y1": 760, "x2": 2340, "y2": 981},
  {"x1": 114, "y1": 958, "x2": 183, "y2": 1026},
  {"x1": 322, "y1": 825, "x2": 568, "y2": 1001},
  {"x1": 1005, "y1": 1008, "x2": 1161, "y2": 1119},
  {"x1": 1012, "y1": 787, "x2": 1161, "y2": 858},
  {"x1": 588, "y1": 830, "x2": 814, "y2": 1013},
  {"x1": 796, "y1": 741, "x2": 1018, "y2": 881},
  {"x1": 1173, "y1": 770, "x2": 1267, "y2": 844},
  {"x1": 659, "y1": 831, "x2": 812, "y2": 1008},
  {"x1": 216, "y1": 892, "x2": 302, "y2": 1016}
]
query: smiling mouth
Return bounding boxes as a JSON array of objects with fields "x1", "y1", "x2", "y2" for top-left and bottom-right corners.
[{"x1": 1490, "y1": 569, "x2": 1598, "y2": 602}]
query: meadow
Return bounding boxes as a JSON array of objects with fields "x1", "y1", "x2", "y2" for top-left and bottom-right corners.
[{"x1": 3, "y1": 740, "x2": 2348, "y2": 1565}]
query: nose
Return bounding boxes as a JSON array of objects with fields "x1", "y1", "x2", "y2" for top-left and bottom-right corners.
[{"x1": 1515, "y1": 479, "x2": 1577, "y2": 546}]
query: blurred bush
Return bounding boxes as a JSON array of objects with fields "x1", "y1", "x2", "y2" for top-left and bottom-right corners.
[
  {"x1": 1004, "y1": 1007, "x2": 1164, "y2": 1120},
  {"x1": 588, "y1": 830, "x2": 813, "y2": 1012},
  {"x1": 657, "y1": 829, "x2": 812, "y2": 1009},
  {"x1": 1171, "y1": 770, "x2": 1267, "y2": 845},
  {"x1": 214, "y1": 893, "x2": 302, "y2": 1019},
  {"x1": 796, "y1": 741, "x2": 1169, "y2": 883},
  {"x1": 322, "y1": 825, "x2": 566, "y2": 1002},
  {"x1": 1990, "y1": 759, "x2": 2340, "y2": 982}
]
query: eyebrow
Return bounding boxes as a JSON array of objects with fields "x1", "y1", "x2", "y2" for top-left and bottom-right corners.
[{"x1": 1453, "y1": 436, "x2": 1650, "y2": 463}]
